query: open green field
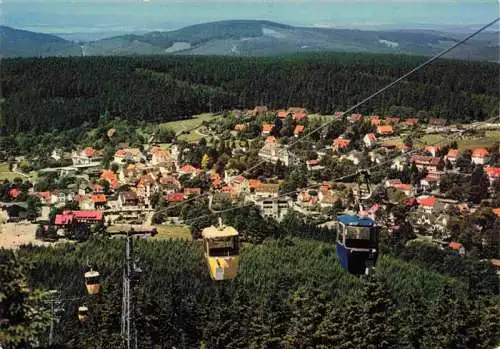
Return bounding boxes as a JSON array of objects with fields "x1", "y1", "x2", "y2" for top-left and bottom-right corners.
[
  {"x1": 308, "y1": 113, "x2": 336, "y2": 120},
  {"x1": 159, "y1": 113, "x2": 218, "y2": 143},
  {"x1": 0, "y1": 163, "x2": 20, "y2": 181},
  {"x1": 153, "y1": 225, "x2": 192, "y2": 241},
  {"x1": 456, "y1": 130, "x2": 500, "y2": 150},
  {"x1": 419, "y1": 130, "x2": 500, "y2": 150},
  {"x1": 159, "y1": 113, "x2": 217, "y2": 132}
]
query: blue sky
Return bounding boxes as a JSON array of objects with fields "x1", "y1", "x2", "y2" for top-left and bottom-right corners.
[{"x1": 2, "y1": 0, "x2": 498, "y2": 40}]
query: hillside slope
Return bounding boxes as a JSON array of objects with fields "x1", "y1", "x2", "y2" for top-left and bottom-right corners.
[
  {"x1": 0, "y1": 25, "x2": 82, "y2": 57},
  {"x1": 1, "y1": 20, "x2": 498, "y2": 61}
]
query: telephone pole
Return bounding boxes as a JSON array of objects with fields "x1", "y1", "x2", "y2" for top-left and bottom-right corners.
[
  {"x1": 45, "y1": 290, "x2": 64, "y2": 346},
  {"x1": 120, "y1": 230, "x2": 143, "y2": 349}
]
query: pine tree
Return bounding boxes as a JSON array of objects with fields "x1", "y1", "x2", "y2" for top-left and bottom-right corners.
[{"x1": 0, "y1": 251, "x2": 51, "y2": 348}]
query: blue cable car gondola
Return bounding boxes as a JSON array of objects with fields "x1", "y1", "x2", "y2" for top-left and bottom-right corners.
[{"x1": 336, "y1": 214, "x2": 379, "y2": 275}]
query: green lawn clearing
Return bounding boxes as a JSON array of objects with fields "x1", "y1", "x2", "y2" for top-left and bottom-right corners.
[
  {"x1": 153, "y1": 225, "x2": 192, "y2": 241},
  {"x1": 159, "y1": 113, "x2": 217, "y2": 133},
  {"x1": 418, "y1": 130, "x2": 500, "y2": 151},
  {"x1": 456, "y1": 130, "x2": 500, "y2": 151},
  {"x1": 0, "y1": 163, "x2": 20, "y2": 181},
  {"x1": 418, "y1": 134, "x2": 446, "y2": 146},
  {"x1": 159, "y1": 113, "x2": 218, "y2": 143}
]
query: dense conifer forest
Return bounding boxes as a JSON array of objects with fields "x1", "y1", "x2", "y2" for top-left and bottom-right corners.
[
  {"x1": 1, "y1": 53, "x2": 499, "y2": 136},
  {"x1": 2, "y1": 233, "x2": 498, "y2": 349}
]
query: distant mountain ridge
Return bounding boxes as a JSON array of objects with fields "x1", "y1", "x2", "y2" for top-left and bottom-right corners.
[{"x1": 1, "y1": 20, "x2": 498, "y2": 61}]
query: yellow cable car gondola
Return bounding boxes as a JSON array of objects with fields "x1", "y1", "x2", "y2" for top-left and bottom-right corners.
[
  {"x1": 78, "y1": 306, "x2": 89, "y2": 322},
  {"x1": 201, "y1": 218, "x2": 240, "y2": 281},
  {"x1": 84, "y1": 269, "x2": 100, "y2": 295}
]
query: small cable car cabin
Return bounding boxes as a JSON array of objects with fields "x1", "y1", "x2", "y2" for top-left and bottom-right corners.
[
  {"x1": 84, "y1": 270, "x2": 100, "y2": 295},
  {"x1": 78, "y1": 306, "x2": 89, "y2": 322},
  {"x1": 336, "y1": 214, "x2": 378, "y2": 275},
  {"x1": 201, "y1": 218, "x2": 239, "y2": 281}
]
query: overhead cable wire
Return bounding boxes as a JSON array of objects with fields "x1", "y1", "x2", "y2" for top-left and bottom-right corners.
[
  {"x1": 242, "y1": 17, "x2": 500, "y2": 176},
  {"x1": 183, "y1": 115, "x2": 499, "y2": 223},
  {"x1": 154, "y1": 16, "x2": 499, "y2": 216}
]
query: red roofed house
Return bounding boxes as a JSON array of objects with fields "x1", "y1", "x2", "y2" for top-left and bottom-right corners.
[
  {"x1": 277, "y1": 110, "x2": 289, "y2": 119},
  {"x1": 100, "y1": 170, "x2": 120, "y2": 190},
  {"x1": 72, "y1": 147, "x2": 102, "y2": 165},
  {"x1": 248, "y1": 179, "x2": 263, "y2": 192},
  {"x1": 318, "y1": 191, "x2": 338, "y2": 208},
  {"x1": 492, "y1": 208, "x2": 500, "y2": 218},
  {"x1": 404, "y1": 118, "x2": 419, "y2": 127},
  {"x1": 184, "y1": 187, "x2": 202, "y2": 196},
  {"x1": 8, "y1": 188, "x2": 21, "y2": 199},
  {"x1": 91, "y1": 194, "x2": 107, "y2": 208},
  {"x1": 210, "y1": 172, "x2": 222, "y2": 189},
  {"x1": 421, "y1": 171, "x2": 443, "y2": 190},
  {"x1": 424, "y1": 145, "x2": 440, "y2": 157},
  {"x1": 417, "y1": 196, "x2": 438, "y2": 213},
  {"x1": 377, "y1": 125, "x2": 394, "y2": 136},
  {"x1": 167, "y1": 192, "x2": 185, "y2": 203},
  {"x1": 363, "y1": 133, "x2": 377, "y2": 148},
  {"x1": 178, "y1": 164, "x2": 201, "y2": 177},
  {"x1": 445, "y1": 149, "x2": 460, "y2": 164},
  {"x1": 54, "y1": 210, "x2": 104, "y2": 227},
  {"x1": 471, "y1": 148, "x2": 489, "y2": 165},
  {"x1": 392, "y1": 183, "x2": 412, "y2": 196},
  {"x1": 350, "y1": 113, "x2": 363, "y2": 123},
  {"x1": 262, "y1": 123, "x2": 273, "y2": 136},
  {"x1": 306, "y1": 159, "x2": 324, "y2": 171},
  {"x1": 334, "y1": 111, "x2": 344, "y2": 118},
  {"x1": 151, "y1": 147, "x2": 172, "y2": 166},
  {"x1": 93, "y1": 184, "x2": 104, "y2": 193},
  {"x1": 297, "y1": 190, "x2": 319, "y2": 208},
  {"x1": 410, "y1": 155, "x2": 441, "y2": 172},
  {"x1": 294, "y1": 125, "x2": 305, "y2": 136},
  {"x1": 334, "y1": 138, "x2": 351, "y2": 152},
  {"x1": 384, "y1": 117, "x2": 400, "y2": 124},
  {"x1": 293, "y1": 112, "x2": 307, "y2": 121},
  {"x1": 118, "y1": 191, "x2": 139, "y2": 207},
  {"x1": 36, "y1": 191, "x2": 51, "y2": 204},
  {"x1": 113, "y1": 148, "x2": 144, "y2": 164},
  {"x1": 221, "y1": 185, "x2": 239, "y2": 199},
  {"x1": 230, "y1": 175, "x2": 250, "y2": 194},
  {"x1": 288, "y1": 107, "x2": 306, "y2": 114},
  {"x1": 159, "y1": 175, "x2": 182, "y2": 194},
  {"x1": 484, "y1": 167, "x2": 500, "y2": 185},
  {"x1": 449, "y1": 241, "x2": 465, "y2": 256},
  {"x1": 385, "y1": 179, "x2": 402, "y2": 187}
]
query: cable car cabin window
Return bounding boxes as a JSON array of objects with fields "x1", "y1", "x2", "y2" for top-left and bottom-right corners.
[
  {"x1": 345, "y1": 226, "x2": 377, "y2": 249},
  {"x1": 85, "y1": 275, "x2": 99, "y2": 284},
  {"x1": 207, "y1": 237, "x2": 239, "y2": 257}
]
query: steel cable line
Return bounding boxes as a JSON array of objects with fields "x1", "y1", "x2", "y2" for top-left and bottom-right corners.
[
  {"x1": 153, "y1": 17, "x2": 499, "y2": 217},
  {"x1": 242, "y1": 17, "x2": 500, "y2": 176},
  {"x1": 183, "y1": 115, "x2": 499, "y2": 224}
]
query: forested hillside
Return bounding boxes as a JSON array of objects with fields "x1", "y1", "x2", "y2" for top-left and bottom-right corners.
[
  {"x1": 3, "y1": 235, "x2": 498, "y2": 348},
  {"x1": 1, "y1": 53, "x2": 498, "y2": 136},
  {"x1": 0, "y1": 26, "x2": 81, "y2": 57}
]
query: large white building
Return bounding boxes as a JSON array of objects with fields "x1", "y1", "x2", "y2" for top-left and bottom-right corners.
[
  {"x1": 255, "y1": 196, "x2": 292, "y2": 222},
  {"x1": 258, "y1": 142, "x2": 296, "y2": 167}
]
